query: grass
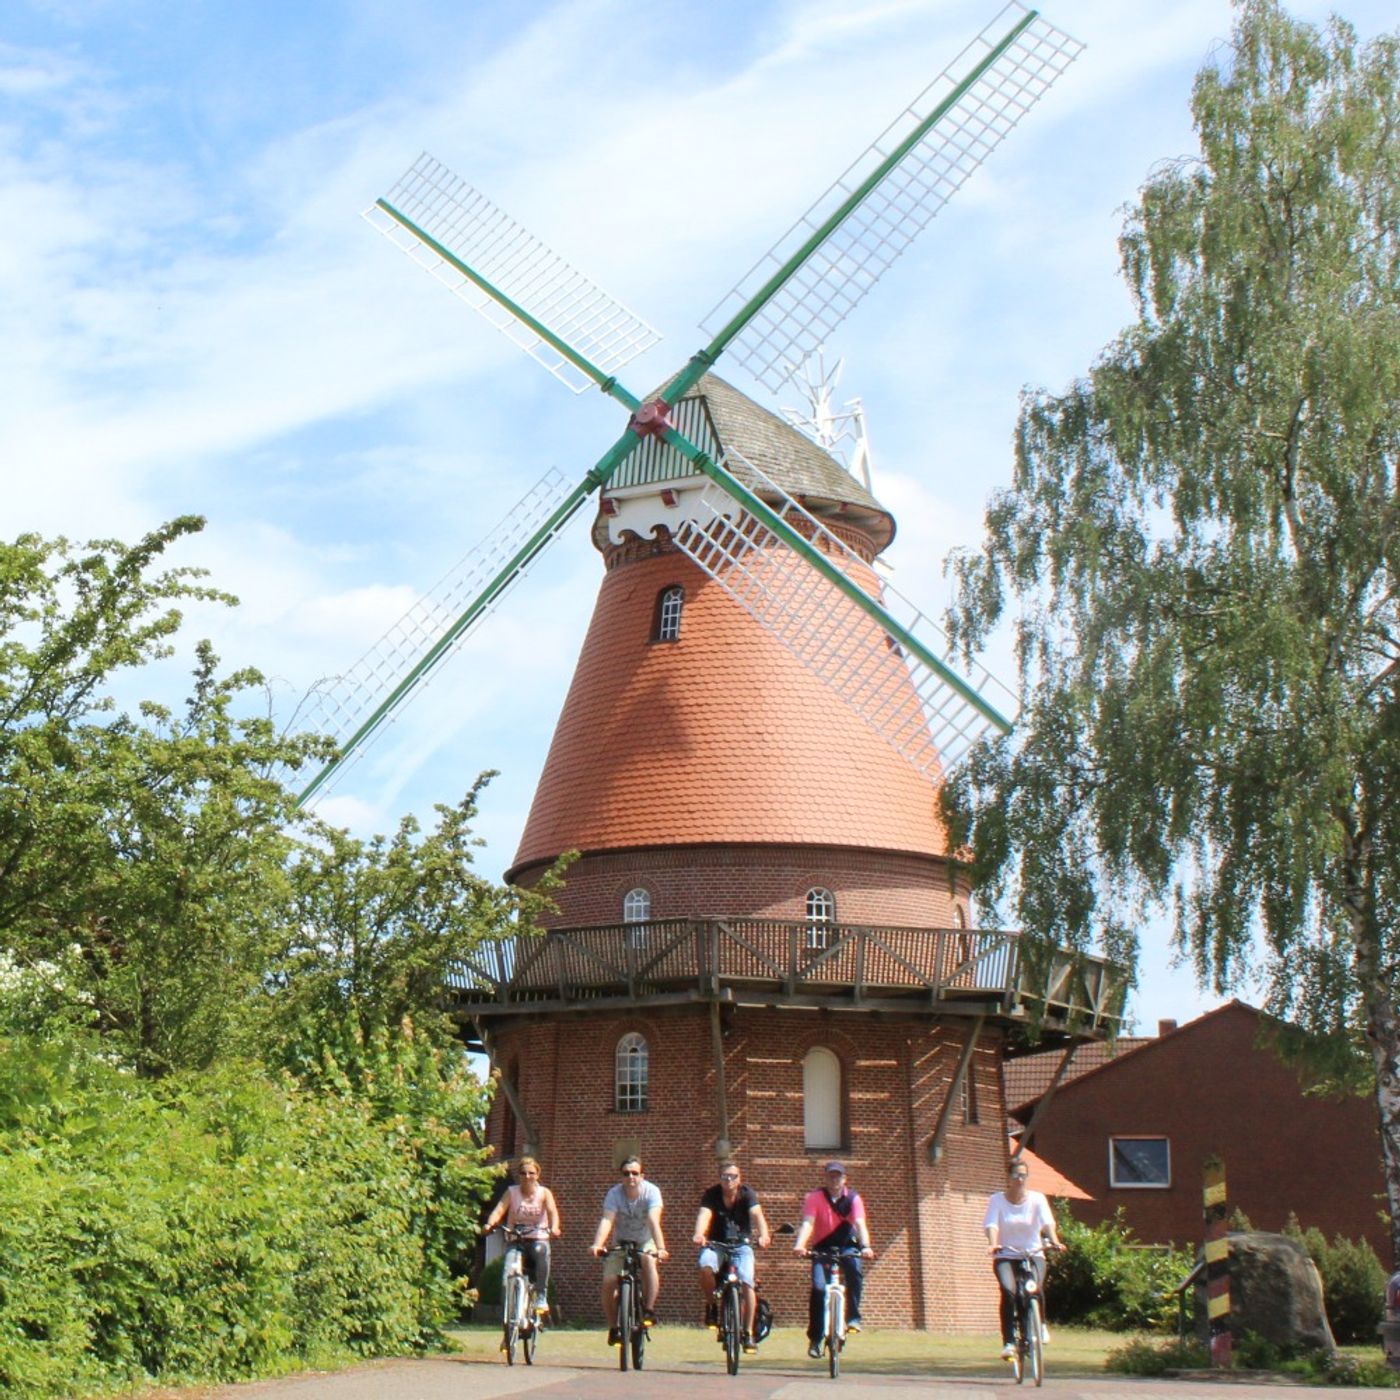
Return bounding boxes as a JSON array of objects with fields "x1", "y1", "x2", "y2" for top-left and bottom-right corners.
[{"x1": 446, "y1": 1321, "x2": 1126, "y2": 1377}]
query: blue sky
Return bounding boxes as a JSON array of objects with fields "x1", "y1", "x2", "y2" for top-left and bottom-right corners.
[{"x1": 4, "y1": 0, "x2": 1393, "y2": 1035}]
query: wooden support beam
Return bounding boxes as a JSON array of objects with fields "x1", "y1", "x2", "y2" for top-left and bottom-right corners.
[
  {"x1": 1013, "y1": 1041, "x2": 1079, "y2": 1158},
  {"x1": 928, "y1": 1015, "x2": 985, "y2": 1164},
  {"x1": 474, "y1": 1018, "x2": 541, "y2": 1156}
]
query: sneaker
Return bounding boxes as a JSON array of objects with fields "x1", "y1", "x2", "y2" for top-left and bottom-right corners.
[
  {"x1": 742, "y1": 1332, "x2": 758, "y2": 1354},
  {"x1": 1041, "y1": 1325, "x2": 1051, "y2": 1345},
  {"x1": 642, "y1": 1308, "x2": 658, "y2": 1328},
  {"x1": 705, "y1": 1302, "x2": 718, "y2": 1330},
  {"x1": 808, "y1": 1343, "x2": 824, "y2": 1359},
  {"x1": 1001, "y1": 1342, "x2": 1016, "y2": 1360},
  {"x1": 846, "y1": 1319, "x2": 862, "y2": 1334},
  {"x1": 536, "y1": 1300, "x2": 550, "y2": 1317},
  {"x1": 608, "y1": 1327, "x2": 622, "y2": 1347}
]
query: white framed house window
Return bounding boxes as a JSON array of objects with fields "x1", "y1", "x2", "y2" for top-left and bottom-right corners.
[
  {"x1": 623, "y1": 887, "x2": 651, "y2": 949},
  {"x1": 803, "y1": 1046, "x2": 843, "y2": 1149},
  {"x1": 806, "y1": 887, "x2": 836, "y2": 950},
  {"x1": 655, "y1": 586, "x2": 684, "y2": 641},
  {"x1": 615, "y1": 1033, "x2": 649, "y2": 1113},
  {"x1": 1109, "y1": 1136, "x2": 1171, "y2": 1188}
]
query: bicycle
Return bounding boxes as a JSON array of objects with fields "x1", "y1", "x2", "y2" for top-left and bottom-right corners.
[
  {"x1": 1002, "y1": 1252, "x2": 1045, "y2": 1387},
  {"x1": 707, "y1": 1237, "x2": 754, "y2": 1376},
  {"x1": 608, "y1": 1241, "x2": 651, "y2": 1372},
  {"x1": 498, "y1": 1226, "x2": 547, "y2": 1366},
  {"x1": 806, "y1": 1245, "x2": 856, "y2": 1380}
]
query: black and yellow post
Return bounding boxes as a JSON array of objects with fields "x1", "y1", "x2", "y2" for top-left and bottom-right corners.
[{"x1": 1203, "y1": 1155, "x2": 1232, "y2": 1366}]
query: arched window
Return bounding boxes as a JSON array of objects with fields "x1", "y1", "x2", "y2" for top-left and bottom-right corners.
[
  {"x1": 806, "y1": 887, "x2": 836, "y2": 950},
  {"x1": 623, "y1": 887, "x2": 651, "y2": 950},
  {"x1": 615, "y1": 1032, "x2": 649, "y2": 1113},
  {"x1": 803, "y1": 1046, "x2": 843, "y2": 1149},
  {"x1": 654, "y1": 586, "x2": 684, "y2": 642}
]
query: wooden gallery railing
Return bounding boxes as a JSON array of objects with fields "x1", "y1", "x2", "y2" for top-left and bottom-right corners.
[{"x1": 449, "y1": 919, "x2": 1124, "y2": 1033}]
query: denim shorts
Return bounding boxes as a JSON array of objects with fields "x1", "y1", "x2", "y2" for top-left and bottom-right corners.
[{"x1": 698, "y1": 1244, "x2": 754, "y2": 1286}]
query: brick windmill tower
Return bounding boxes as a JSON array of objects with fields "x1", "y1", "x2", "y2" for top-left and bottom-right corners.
[{"x1": 301, "y1": 3, "x2": 1122, "y2": 1330}]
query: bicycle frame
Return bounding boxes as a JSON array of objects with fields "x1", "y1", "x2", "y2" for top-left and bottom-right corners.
[
  {"x1": 807, "y1": 1245, "x2": 852, "y2": 1379},
  {"x1": 498, "y1": 1227, "x2": 544, "y2": 1366},
  {"x1": 1002, "y1": 1251, "x2": 1044, "y2": 1387},
  {"x1": 607, "y1": 1241, "x2": 650, "y2": 1373},
  {"x1": 707, "y1": 1237, "x2": 753, "y2": 1375}
]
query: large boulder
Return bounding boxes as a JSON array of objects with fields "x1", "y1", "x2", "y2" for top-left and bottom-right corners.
[{"x1": 1195, "y1": 1232, "x2": 1335, "y2": 1353}]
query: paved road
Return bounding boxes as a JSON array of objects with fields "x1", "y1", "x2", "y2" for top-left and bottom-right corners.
[{"x1": 172, "y1": 1355, "x2": 1395, "y2": 1399}]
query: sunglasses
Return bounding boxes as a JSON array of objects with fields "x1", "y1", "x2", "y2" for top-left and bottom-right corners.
[{"x1": 720, "y1": 1173, "x2": 739, "y2": 1181}]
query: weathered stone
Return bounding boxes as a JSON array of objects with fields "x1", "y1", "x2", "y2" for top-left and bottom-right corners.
[{"x1": 1195, "y1": 1232, "x2": 1336, "y2": 1352}]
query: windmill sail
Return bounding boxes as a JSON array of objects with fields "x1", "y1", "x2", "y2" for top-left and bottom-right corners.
[
  {"x1": 295, "y1": 468, "x2": 584, "y2": 804},
  {"x1": 366, "y1": 155, "x2": 662, "y2": 395},
  {"x1": 671, "y1": 449, "x2": 1017, "y2": 777},
  {"x1": 700, "y1": 2, "x2": 1083, "y2": 392}
]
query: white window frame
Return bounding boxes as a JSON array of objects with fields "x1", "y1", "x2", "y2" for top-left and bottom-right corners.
[
  {"x1": 1108, "y1": 1135, "x2": 1171, "y2": 1189},
  {"x1": 656, "y1": 586, "x2": 684, "y2": 641},
  {"x1": 623, "y1": 887, "x2": 651, "y2": 950},
  {"x1": 615, "y1": 1032, "x2": 649, "y2": 1113},
  {"x1": 805, "y1": 887, "x2": 836, "y2": 950}
]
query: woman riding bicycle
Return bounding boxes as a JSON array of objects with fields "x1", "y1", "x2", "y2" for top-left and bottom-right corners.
[
  {"x1": 983, "y1": 1158, "x2": 1063, "y2": 1358},
  {"x1": 484, "y1": 1155, "x2": 562, "y2": 1316}
]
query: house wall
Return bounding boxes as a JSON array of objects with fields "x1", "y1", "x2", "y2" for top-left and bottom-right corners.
[
  {"x1": 1017, "y1": 1003, "x2": 1389, "y2": 1262},
  {"x1": 482, "y1": 1004, "x2": 1009, "y2": 1332}
]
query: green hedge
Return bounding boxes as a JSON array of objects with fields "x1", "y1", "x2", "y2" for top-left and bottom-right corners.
[{"x1": 0, "y1": 1031, "x2": 494, "y2": 1398}]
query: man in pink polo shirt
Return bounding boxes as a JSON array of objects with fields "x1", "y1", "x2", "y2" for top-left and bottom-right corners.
[{"x1": 792, "y1": 1161, "x2": 875, "y2": 1358}]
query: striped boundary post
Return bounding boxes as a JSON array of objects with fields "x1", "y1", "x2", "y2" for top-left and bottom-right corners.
[{"x1": 1203, "y1": 1155, "x2": 1232, "y2": 1366}]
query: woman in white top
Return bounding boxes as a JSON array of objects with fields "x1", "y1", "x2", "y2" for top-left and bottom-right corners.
[
  {"x1": 484, "y1": 1156, "x2": 562, "y2": 1314},
  {"x1": 983, "y1": 1158, "x2": 1063, "y2": 1358}
]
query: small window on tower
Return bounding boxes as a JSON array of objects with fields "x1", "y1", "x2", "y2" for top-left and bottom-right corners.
[
  {"x1": 654, "y1": 586, "x2": 684, "y2": 642},
  {"x1": 806, "y1": 887, "x2": 836, "y2": 950},
  {"x1": 623, "y1": 887, "x2": 651, "y2": 949},
  {"x1": 615, "y1": 1033, "x2": 649, "y2": 1113}
]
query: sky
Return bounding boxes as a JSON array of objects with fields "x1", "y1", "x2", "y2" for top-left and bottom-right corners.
[{"x1": 4, "y1": 0, "x2": 1393, "y2": 1036}]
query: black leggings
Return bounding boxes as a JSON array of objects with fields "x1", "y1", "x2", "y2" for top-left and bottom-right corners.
[
  {"x1": 508, "y1": 1240, "x2": 551, "y2": 1299},
  {"x1": 993, "y1": 1255, "x2": 1046, "y2": 1344}
]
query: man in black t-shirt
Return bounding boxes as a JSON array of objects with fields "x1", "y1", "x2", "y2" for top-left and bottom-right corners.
[{"x1": 692, "y1": 1161, "x2": 772, "y2": 1351}]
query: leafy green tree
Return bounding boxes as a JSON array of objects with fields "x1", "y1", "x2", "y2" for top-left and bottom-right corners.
[
  {"x1": 0, "y1": 521, "x2": 323, "y2": 1073},
  {"x1": 945, "y1": 3, "x2": 1400, "y2": 1250}
]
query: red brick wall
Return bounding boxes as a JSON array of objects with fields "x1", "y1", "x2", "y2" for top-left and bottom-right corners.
[
  {"x1": 1018, "y1": 1003, "x2": 1390, "y2": 1261},
  {"x1": 482, "y1": 1005, "x2": 1009, "y2": 1332},
  {"x1": 517, "y1": 844, "x2": 971, "y2": 929}
]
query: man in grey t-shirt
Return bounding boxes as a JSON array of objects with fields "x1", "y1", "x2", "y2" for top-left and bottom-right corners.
[{"x1": 590, "y1": 1156, "x2": 669, "y2": 1343}]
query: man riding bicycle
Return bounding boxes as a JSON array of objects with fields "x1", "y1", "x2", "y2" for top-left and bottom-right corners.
[
  {"x1": 590, "y1": 1156, "x2": 669, "y2": 1345},
  {"x1": 693, "y1": 1160, "x2": 771, "y2": 1354},
  {"x1": 793, "y1": 1161, "x2": 874, "y2": 1359},
  {"x1": 984, "y1": 1158, "x2": 1063, "y2": 1358}
]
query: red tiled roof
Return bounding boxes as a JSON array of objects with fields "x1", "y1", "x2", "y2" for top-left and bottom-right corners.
[
  {"x1": 1013, "y1": 1140, "x2": 1092, "y2": 1201},
  {"x1": 509, "y1": 546, "x2": 948, "y2": 876},
  {"x1": 1004, "y1": 1038, "x2": 1151, "y2": 1115}
]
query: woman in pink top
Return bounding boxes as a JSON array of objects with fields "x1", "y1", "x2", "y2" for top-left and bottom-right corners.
[{"x1": 484, "y1": 1156, "x2": 562, "y2": 1314}]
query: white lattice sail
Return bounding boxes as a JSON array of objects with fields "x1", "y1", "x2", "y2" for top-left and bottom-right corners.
[
  {"x1": 294, "y1": 468, "x2": 578, "y2": 790},
  {"x1": 366, "y1": 155, "x2": 662, "y2": 394},
  {"x1": 671, "y1": 452, "x2": 1018, "y2": 778},
  {"x1": 701, "y1": 2, "x2": 1083, "y2": 393}
]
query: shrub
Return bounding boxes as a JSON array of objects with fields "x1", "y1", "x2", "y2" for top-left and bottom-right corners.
[
  {"x1": 1106, "y1": 1335, "x2": 1209, "y2": 1375},
  {"x1": 1047, "y1": 1204, "x2": 1194, "y2": 1331},
  {"x1": 1284, "y1": 1216, "x2": 1387, "y2": 1344}
]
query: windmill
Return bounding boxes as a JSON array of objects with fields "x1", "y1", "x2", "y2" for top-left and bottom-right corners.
[{"x1": 294, "y1": 1, "x2": 1082, "y2": 809}]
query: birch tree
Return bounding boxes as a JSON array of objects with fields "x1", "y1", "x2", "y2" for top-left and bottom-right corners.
[{"x1": 945, "y1": 1, "x2": 1400, "y2": 1251}]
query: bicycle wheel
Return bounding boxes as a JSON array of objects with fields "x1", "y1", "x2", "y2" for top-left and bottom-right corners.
[
  {"x1": 617, "y1": 1276, "x2": 633, "y2": 1373},
  {"x1": 631, "y1": 1324, "x2": 646, "y2": 1372},
  {"x1": 724, "y1": 1285, "x2": 742, "y2": 1375},
  {"x1": 1026, "y1": 1298, "x2": 1043, "y2": 1387},
  {"x1": 826, "y1": 1290, "x2": 843, "y2": 1380},
  {"x1": 502, "y1": 1275, "x2": 523, "y2": 1365}
]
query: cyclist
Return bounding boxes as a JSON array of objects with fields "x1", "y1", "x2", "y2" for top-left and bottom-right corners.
[
  {"x1": 693, "y1": 1160, "x2": 772, "y2": 1353},
  {"x1": 482, "y1": 1155, "x2": 561, "y2": 1318},
  {"x1": 984, "y1": 1157, "x2": 1063, "y2": 1358},
  {"x1": 793, "y1": 1161, "x2": 874, "y2": 1359},
  {"x1": 589, "y1": 1155, "x2": 669, "y2": 1345}
]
